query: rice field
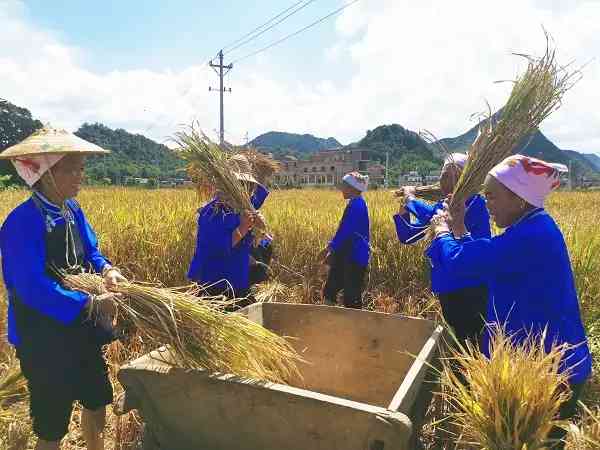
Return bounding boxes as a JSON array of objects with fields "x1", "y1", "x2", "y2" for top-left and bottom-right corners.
[{"x1": 0, "y1": 187, "x2": 598, "y2": 449}]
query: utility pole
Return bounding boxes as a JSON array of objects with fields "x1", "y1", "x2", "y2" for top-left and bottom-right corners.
[
  {"x1": 209, "y1": 50, "x2": 233, "y2": 146},
  {"x1": 385, "y1": 151, "x2": 389, "y2": 189},
  {"x1": 245, "y1": 132, "x2": 249, "y2": 147},
  {"x1": 568, "y1": 160, "x2": 573, "y2": 191}
]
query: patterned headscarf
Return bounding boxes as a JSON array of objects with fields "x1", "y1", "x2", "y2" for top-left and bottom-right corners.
[
  {"x1": 489, "y1": 154, "x2": 568, "y2": 208},
  {"x1": 12, "y1": 154, "x2": 65, "y2": 187}
]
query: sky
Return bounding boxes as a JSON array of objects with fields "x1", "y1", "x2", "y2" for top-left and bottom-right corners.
[{"x1": 1, "y1": 0, "x2": 600, "y2": 153}]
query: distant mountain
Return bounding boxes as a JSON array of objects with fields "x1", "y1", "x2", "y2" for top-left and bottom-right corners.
[
  {"x1": 354, "y1": 124, "x2": 441, "y2": 175},
  {"x1": 250, "y1": 131, "x2": 341, "y2": 154},
  {"x1": 438, "y1": 111, "x2": 599, "y2": 177},
  {"x1": 75, "y1": 123, "x2": 185, "y2": 182},
  {"x1": 582, "y1": 153, "x2": 600, "y2": 171}
]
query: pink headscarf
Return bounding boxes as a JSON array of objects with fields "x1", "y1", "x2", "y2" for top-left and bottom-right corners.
[
  {"x1": 489, "y1": 154, "x2": 568, "y2": 208},
  {"x1": 12, "y1": 154, "x2": 65, "y2": 187}
]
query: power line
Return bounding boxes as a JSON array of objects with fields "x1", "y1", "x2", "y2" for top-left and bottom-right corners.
[
  {"x1": 223, "y1": 0, "x2": 318, "y2": 56},
  {"x1": 221, "y1": 0, "x2": 309, "y2": 53},
  {"x1": 231, "y1": 0, "x2": 360, "y2": 65}
]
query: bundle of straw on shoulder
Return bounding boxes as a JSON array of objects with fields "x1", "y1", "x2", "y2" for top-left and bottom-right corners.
[
  {"x1": 450, "y1": 34, "x2": 580, "y2": 208},
  {"x1": 175, "y1": 127, "x2": 269, "y2": 241},
  {"x1": 62, "y1": 273, "x2": 302, "y2": 384}
]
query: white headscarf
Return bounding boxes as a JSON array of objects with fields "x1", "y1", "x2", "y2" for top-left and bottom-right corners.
[{"x1": 442, "y1": 153, "x2": 468, "y2": 170}]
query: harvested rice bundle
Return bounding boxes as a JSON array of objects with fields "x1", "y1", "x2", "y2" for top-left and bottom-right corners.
[
  {"x1": 450, "y1": 35, "x2": 580, "y2": 208},
  {"x1": 251, "y1": 280, "x2": 291, "y2": 304},
  {"x1": 241, "y1": 148, "x2": 281, "y2": 185},
  {"x1": 564, "y1": 403, "x2": 600, "y2": 450},
  {"x1": 62, "y1": 273, "x2": 302, "y2": 384},
  {"x1": 175, "y1": 126, "x2": 269, "y2": 240},
  {"x1": 441, "y1": 325, "x2": 571, "y2": 450},
  {"x1": 394, "y1": 184, "x2": 444, "y2": 203}
]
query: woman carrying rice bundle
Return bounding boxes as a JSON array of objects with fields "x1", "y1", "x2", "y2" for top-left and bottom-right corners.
[
  {"x1": 0, "y1": 128, "x2": 125, "y2": 450},
  {"x1": 394, "y1": 153, "x2": 491, "y2": 346},
  {"x1": 187, "y1": 154, "x2": 269, "y2": 306},
  {"x1": 428, "y1": 154, "x2": 592, "y2": 449},
  {"x1": 320, "y1": 172, "x2": 370, "y2": 309}
]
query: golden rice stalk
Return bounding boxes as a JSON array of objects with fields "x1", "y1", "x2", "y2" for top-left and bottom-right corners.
[
  {"x1": 241, "y1": 148, "x2": 281, "y2": 185},
  {"x1": 564, "y1": 403, "x2": 600, "y2": 450},
  {"x1": 175, "y1": 125, "x2": 268, "y2": 239},
  {"x1": 251, "y1": 280, "x2": 291, "y2": 303},
  {"x1": 450, "y1": 33, "x2": 581, "y2": 208},
  {"x1": 0, "y1": 351, "x2": 28, "y2": 425},
  {"x1": 441, "y1": 324, "x2": 571, "y2": 450},
  {"x1": 0, "y1": 422, "x2": 30, "y2": 450},
  {"x1": 62, "y1": 273, "x2": 302, "y2": 384}
]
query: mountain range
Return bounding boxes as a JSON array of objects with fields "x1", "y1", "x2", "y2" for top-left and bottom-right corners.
[{"x1": 1, "y1": 98, "x2": 597, "y2": 184}]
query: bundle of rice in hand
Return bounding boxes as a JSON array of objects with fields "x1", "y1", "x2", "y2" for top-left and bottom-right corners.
[
  {"x1": 175, "y1": 126, "x2": 269, "y2": 241},
  {"x1": 62, "y1": 273, "x2": 302, "y2": 384},
  {"x1": 450, "y1": 32, "x2": 581, "y2": 209},
  {"x1": 394, "y1": 184, "x2": 445, "y2": 203},
  {"x1": 240, "y1": 148, "x2": 281, "y2": 185}
]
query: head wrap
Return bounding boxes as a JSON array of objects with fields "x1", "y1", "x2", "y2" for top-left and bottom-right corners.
[
  {"x1": 342, "y1": 171, "x2": 369, "y2": 192},
  {"x1": 442, "y1": 152, "x2": 468, "y2": 170},
  {"x1": 12, "y1": 154, "x2": 65, "y2": 187},
  {"x1": 489, "y1": 154, "x2": 568, "y2": 208},
  {"x1": 229, "y1": 154, "x2": 259, "y2": 184}
]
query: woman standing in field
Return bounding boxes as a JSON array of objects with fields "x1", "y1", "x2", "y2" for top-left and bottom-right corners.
[
  {"x1": 394, "y1": 153, "x2": 491, "y2": 346},
  {"x1": 320, "y1": 172, "x2": 370, "y2": 308},
  {"x1": 428, "y1": 154, "x2": 592, "y2": 448},
  {"x1": 0, "y1": 128, "x2": 126, "y2": 450},
  {"x1": 187, "y1": 154, "x2": 269, "y2": 305}
]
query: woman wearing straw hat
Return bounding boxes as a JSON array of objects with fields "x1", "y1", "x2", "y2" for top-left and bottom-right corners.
[
  {"x1": 429, "y1": 154, "x2": 592, "y2": 448},
  {"x1": 0, "y1": 128, "x2": 125, "y2": 450},
  {"x1": 188, "y1": 153, "x2": 268, "y2": 306},
  {"x1": 394, "y1": 153, "x2": 491, "y2": 347},
  {"x1": 320, "y1": 172, "x2": 370, "y2": 308}
]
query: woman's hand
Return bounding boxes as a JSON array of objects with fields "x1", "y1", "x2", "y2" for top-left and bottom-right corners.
[
  {"x1": 104, "y1": 267, "x2": 126, "y2": 290},
  {"x1": 431, "y1": 210, "x2": 451, "y2": 237},
  {"x1": 239, "y1": 210, "x2": 257, "y2": 235},
  {"x1": 89, "y1": 292, "x2": 120, "y2": 321},
  {"x1": 447, "y1": 197, "x2": 468, "y2": 237}
]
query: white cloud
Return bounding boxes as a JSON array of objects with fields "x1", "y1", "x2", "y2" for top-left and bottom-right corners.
[{"x1": 1, "y1": 0, "x2": 599, "y2": 152}]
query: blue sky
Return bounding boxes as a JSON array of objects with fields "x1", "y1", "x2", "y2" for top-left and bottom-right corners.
[
  {"x1": 23, "y1": 1, "x2": 345, "y2": 79},
  {"x1": 2, "y1": 1, "x2": 600, "y2": 152}
]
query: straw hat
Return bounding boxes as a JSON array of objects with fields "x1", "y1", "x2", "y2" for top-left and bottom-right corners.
[
  {"x1": 0, "y1": 127, "x2": 110, "y2": 160},
  {"x1": 229, "y1": 154, "x2": 259, "y2": 184}
]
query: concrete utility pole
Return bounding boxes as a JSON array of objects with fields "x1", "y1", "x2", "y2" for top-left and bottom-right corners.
[
  {"x1": 209, "y1": 50, "x2": 233, "y2": 146},
  {"x1": 385, "y1": 151, "x2": 389, "y2": 189}
]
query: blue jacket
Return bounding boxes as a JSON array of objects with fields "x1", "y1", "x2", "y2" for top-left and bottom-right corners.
[
  {"x1": 187, "y1": 186, "x2": 269, "y2": 293},
  {"x1": 329, "y1": 196, "x2": 370, "y2": 267},
  {"x1": 394, "y1": 195, "x2": 491, "y2": 294},
  {"x1": 0, "y1": 196, "x2": 109, "y2": 346},
  {"x1": 426, "y1": 208, "x2": 592, "y2": 383}
]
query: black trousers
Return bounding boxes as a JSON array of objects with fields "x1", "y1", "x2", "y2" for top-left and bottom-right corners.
[
  {"x1": 202, "y1": 285, "x2": 254, "y2": 312},
  {"x1": 323, "y1": 256, "x2": 367, "y2": 309},
  {"x1": 249, "y1": 244, "x2": 273, "y2": 286},
  {"x1": 437, "y1": 285, "x2": 488, "y2": 348}
]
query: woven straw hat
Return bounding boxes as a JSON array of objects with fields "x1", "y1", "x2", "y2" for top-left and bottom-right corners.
[
  {"x1": 229, "y1": 154, "x2": 259, "y2": 184},
  {"x1": 0, "y1": 127, "x2": 110, "y2": 160}
]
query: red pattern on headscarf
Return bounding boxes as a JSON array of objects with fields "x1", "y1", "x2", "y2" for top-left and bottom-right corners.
[
  {"x1": 14, "y1": 158, "x2": 41, "y2": 173},
  {"x1": 521, "y1": 157, "x2": 558, "y2": 178}
]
